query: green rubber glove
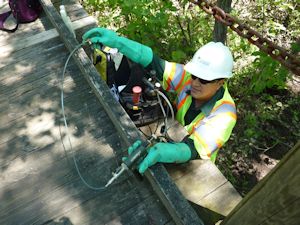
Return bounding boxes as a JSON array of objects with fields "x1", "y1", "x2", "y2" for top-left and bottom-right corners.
[
  {"x1": 82, "y1": 27, "x2": 153, "y2": 67},
  {"x1": 128, "y1": 142, "x2": 191, "y2": 174}
]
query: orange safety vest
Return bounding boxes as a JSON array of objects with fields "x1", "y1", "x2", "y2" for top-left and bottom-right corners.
[{"x1": 162, "y1": 62, "x2": 237, "y2": 162}]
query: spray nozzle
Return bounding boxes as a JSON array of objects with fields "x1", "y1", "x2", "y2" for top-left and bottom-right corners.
[{"x1": 82, "y1": 39, "x2": 92, "y2": 46}]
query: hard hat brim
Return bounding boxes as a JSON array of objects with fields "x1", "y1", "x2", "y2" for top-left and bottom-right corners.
[{"x1": 184, "y1": 61, "x2": 232, "y2": 81}]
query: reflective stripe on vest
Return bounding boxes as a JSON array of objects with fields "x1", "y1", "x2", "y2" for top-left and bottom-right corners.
[
  {"x1": 163, "y1": 62, "x2": 187, "y2": 92},
  {"x1": 184, "y1": 85, "x2": 237, "y2": 161}
]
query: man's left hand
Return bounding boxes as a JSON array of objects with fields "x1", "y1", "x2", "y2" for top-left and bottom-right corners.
[{"x1": 126, "y1": 142, "x2": 192, "y2": 174}]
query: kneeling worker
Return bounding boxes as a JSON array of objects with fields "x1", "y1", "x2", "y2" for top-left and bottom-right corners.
[{"x1": 82, "y1": 28, "x2": 237, "y2": 173}]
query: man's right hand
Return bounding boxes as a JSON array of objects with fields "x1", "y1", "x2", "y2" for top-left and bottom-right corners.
[
  {"x1": 82, "y1": 27, "x2": 153, "y2": 67},
  {"x1": 82, "y1": 27, "x2": 119, "y2": 48}
]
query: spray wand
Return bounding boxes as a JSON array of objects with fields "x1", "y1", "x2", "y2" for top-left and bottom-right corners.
[{"x1": 105, "y1": 136, "x2": 155, "y2": 188}]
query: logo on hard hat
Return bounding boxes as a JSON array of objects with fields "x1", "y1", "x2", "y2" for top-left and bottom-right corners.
[{"x1": 198, "y1": 57, "x2": 210, "y2": 66}]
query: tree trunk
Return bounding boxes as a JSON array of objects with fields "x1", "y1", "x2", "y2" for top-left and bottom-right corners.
[{"x1": 213, "y1": 0, "x2": 232, "y2": 44}]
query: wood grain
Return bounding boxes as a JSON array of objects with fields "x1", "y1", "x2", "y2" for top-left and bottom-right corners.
[
  {"x1": 167, "y1": 160, "x2": 242, "y2": 216},
  {"x1": 222, "y1": 141, "x2": 300, "y2": 225}
]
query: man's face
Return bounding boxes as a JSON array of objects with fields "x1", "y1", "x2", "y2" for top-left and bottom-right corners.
[{"x1": 190, "y1": 75, "x2": 224, "y2": 101}]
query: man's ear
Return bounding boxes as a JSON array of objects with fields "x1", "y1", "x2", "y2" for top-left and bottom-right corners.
[{"x1": 216, "y1": 79, "x2": 225, "y2": 87}]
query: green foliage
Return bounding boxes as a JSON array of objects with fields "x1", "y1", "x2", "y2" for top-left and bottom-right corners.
[
  {"x1": 244, "y1": 112, "x2": 258, "y2": 138},
  {"x1": 291, "y1": 42, "x2": 300, "y2": 54},
  {"x1": 83, "y1": 0, "x2": 299, "y2": 94},
  {"x1": 249, "y1": 51, "x2": 289, "y2": 94},
  {"x1": 82, "y1": 0, "x2": 212, "y2": 62},
  {"x1": 171, "y1": 50, "x2": 187, "y2": 62}
]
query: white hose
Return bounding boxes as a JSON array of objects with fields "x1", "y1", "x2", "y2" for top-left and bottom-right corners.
[
  {"x1": 155, "y1": 90, "x2": 175, "y2": 121},
  {"x1": 156, "y1": 91, "x2": 167, "y2": 135},
  {"x1": 155, "y1": 90, "x2": 175, "y2": 135},
  {"x1": 61, "y1": 43, "x2": 106, "y2": 191}
]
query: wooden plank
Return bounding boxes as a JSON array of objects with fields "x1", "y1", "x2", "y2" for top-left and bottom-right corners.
[
  {"x1": 1, "y1": 79, "x2": 121, "y2": 158},
  {"x1": 198, "y1": 181, "x2": 242, "y2": 216},
  {"x1": 1, "y1": 138, "x2": 117, "y2": 198},
  {"x1": 0, "y1": 57, "x2": 88, "y2": 126},
  {"x1": 1, "y1": 145, "x2": 115, "y2": 205},
  {"x1": 1, "y1": 132, "x2": 169, "y2": 224},
  {"x1": 0, "y1": 86, "x2": 105, "y2": 134},
  {"x1": 0, "y1": 40, "x2": 117, "y2": 170},
  {"x1": 0, "y1": 42, "x2": 68, "y2": 91},
  {"x1": 0, "y1": 39, "x2": 65, "y2": 69},
  {"x1": 1, "y1": 83, "x2": 116, "y2": 171},
  {"x1": 0, "y1": 98, "x2": 120, "y2": 178},
  {"x1": 168, "y1": 161, "x2": 227, "y2": 201},
  {"x1": 0, "y1": 90, "x2": 106, "y2": 156},
  {"x1": 66, "y1": 187, "x2": 172, "y2": 225},
  {"x1": 0, "y1": 107, "x2": 117, "y2": 168},
  {"x1": 264, "y1": 199, "x2": 300, "y2": 225},
  {"x1": 1, "y1": 175, "x2": 147, "y2": 224},
  {"x1": 39, "y1": 0, "x2": 204, "y2": 224},
  {"x1": 0, "y1": 38, "x2": 92, "y2": 109},
  {"x1": 0, "y1": 85, "x2": 99, "y2": 143},
  {"x1": 1, "y1": 130, "x2": 155, "y2": 225},
  {"x1": 0, "y1": 56, "x2": 86, "y2": 106},
  {"x1": 222, "y1": 141, "x2": 300, "y2": 225},
  {"x1": 166, "y1": 160, "x2": 242, "y2": 216},
  {"x1": 0, "y1": 16, "x2": 95, "y2": 59}
]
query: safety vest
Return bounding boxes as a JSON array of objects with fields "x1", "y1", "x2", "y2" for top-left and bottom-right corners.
[{"x1": 163, "y1": 62, "x2": 237, "y2": 162}]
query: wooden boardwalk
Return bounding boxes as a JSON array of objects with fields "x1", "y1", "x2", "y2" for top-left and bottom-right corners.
[
  {"x1": 0, "y1": 1, "x2": 176, "y2": 224},
  {"x1": 0, "y1": 1, "x2": 241, "y2": 224}
]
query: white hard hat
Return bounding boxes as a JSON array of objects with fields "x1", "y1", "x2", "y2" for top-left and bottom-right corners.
[{"x1": 184, "y1": 42, "x2": 233, "y2": 80}]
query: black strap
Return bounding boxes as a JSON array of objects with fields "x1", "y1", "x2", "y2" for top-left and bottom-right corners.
[{"x1": 0, "y1": 11, "x2": 19, "y2": 33}]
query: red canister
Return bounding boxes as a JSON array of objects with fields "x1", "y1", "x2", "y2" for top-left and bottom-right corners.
[{"x1": 132, "y1": 86, "x2": 142, "y2": 105}]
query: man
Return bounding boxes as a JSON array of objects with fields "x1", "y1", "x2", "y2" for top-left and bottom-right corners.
[{"x1": 82, "y1": 28, "x2": 237, "y2": 173}]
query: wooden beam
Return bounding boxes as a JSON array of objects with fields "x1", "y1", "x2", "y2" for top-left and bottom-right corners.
[
  {"x1": 222, "y1": 141, "x2": 300, "y2": 225},
  {"x1": 39, "y1": 0, "x2": 204, "y2": 224}
]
